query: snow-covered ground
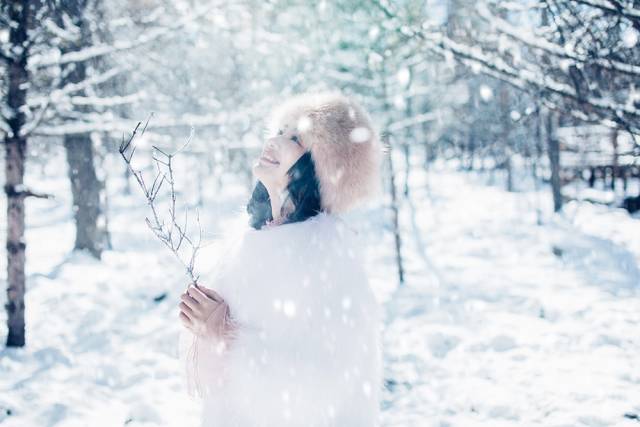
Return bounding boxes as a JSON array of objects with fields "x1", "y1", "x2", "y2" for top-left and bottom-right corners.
[
  {"x1": 379, "y1": 165, "x2": 640, "y2": 427},
  {"x1": 1, "y1": 154, "x2": 639, "y2": 426}
]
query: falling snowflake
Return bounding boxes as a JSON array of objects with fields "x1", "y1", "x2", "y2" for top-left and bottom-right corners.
[
  {"x1": 349, "y1": 127, "x2": 371, "y2": 143},
  {"x1": 479, "y1": 85, "x2": 493, "y2": 101},
  {"x1": 282, "y1": 300, "x2": 297, "y2": 317},
  {"x1": 622, "y1": 27, "x2": 638, "y2": 48},
  {"x1": 396, "y1": 67, "x2": 410, "y2": 87},
  {"x1": 297, "y1": 115, "x2": 312, "y2": 132}
]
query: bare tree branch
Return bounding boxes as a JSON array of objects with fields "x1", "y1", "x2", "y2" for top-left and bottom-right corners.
[
  {"x1": 4, "y1": 184, "x2": 54, "y2": 199},
  {"x1": 119, "y1": 116, "x2": 203, "y2": 288}
]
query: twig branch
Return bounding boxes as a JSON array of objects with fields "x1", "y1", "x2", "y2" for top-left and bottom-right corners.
[
  {"x1": 3, "y1": 185, "x2": 54, "y2": 199},
  {"x1": 119, "y1": 115, "x2": 202, "y2": 288}
]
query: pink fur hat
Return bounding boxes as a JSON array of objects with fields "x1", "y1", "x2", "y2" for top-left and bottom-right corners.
[{"x1": 267, "y1": 91, "x2": 383, "y2": 214}]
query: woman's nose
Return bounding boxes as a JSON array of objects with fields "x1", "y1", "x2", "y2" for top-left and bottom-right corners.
[{"x1": 265, "y1": 137, "x2": 278, "y2": 149}]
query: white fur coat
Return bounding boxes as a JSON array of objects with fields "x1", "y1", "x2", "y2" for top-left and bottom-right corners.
[{"x1": 178, "y1": 212, "x2": 382, "y2": 427}]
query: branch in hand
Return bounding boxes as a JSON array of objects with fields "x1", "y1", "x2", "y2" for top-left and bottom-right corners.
[{"x1": 119, "y1": 115, "x2": 203, "y2": 287}]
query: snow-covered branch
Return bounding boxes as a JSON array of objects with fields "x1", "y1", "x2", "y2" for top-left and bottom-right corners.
[
  {"x1": 428, "y1": 32, "x2": 640, "y2": 124},
  {"x1": 68, "y1": 93, "x2": 143, "y2": 107},
  {"x1": 388, "y1": 111, "x2": 438, "y2": 133},
  {"x1": 369, "y1": 0, "x2": 640, "y2": 135},
  {"x1": 476, "y1": 3, "x2": 640, "y2": 78},
  {"x1": 29, "y1": 4, "x2": 218, "y2": 69},
  {"x1": 27, "y1": 66, "x2": 127, "y2": 108},
  {"x1": 30, "y1": 106, "x2": 257, "y2": 136},
  {"x1": 568, "y1": 0, "x2": 640, "y2": 30}
]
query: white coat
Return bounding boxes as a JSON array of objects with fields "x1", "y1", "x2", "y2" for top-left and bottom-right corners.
[{"x1": 178, "y1": 212, "x2": 382, "y2": 427}]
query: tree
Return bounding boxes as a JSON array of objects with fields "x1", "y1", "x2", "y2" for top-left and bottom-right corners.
[
  {"x1": 58, "y1": 0, "x2": 106, "y2": 258},
  {"x1": 0, "y1": 0, "x2": 210, "y2": 347},
  {"x1": 2, "y1": 0, "x2": 44, "y2": 347},
  {"x1": 369, "y1": 0, "x2": 639, "y2": 209}
]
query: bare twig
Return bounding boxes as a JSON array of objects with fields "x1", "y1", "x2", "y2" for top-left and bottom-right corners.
[
  {"x1": 119, "y1": 115, "x2": 202, "y2": 288},
  {"x1": 3, "y1": 184, "x2": 54, "y2": 199}
]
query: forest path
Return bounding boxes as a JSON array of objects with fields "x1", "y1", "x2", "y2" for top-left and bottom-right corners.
[{"x1": 378, "y1": 168, "x2": 640, "y2": 427}]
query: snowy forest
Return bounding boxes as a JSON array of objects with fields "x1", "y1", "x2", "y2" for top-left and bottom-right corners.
[{"x1": 1, "y1": 0, "x2": 639, "y2": 425}]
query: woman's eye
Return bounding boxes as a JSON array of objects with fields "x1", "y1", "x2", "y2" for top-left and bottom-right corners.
[{"x1": 291, "y1": 135, "x2": 299, "y2": 144}]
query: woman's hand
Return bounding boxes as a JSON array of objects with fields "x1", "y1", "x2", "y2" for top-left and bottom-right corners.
[{"x1": 178, "y1": 284, "x2": 234, "y2": 341}]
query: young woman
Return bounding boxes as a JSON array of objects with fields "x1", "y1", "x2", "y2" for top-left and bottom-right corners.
[{"x1": 177, "y1": 91, "x2": 383, "y2": 427}]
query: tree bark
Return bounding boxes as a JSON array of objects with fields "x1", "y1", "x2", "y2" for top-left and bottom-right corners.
[
  {"x1": 60, "y1": 0, "x2": 105, "y2": 258},
  {"x1": 402, "y1": 68, "x2": 415, "y2": 199},
  {"x1": 381, "y1": 61, "x2": 405, "y2": 286},
  {"x1": 5, "y1": 138, "x2": 27, "y2": 348},
  {"x1": 611, "y1": 128, "x2": 618, "y2": 191},
  {"x1": 4, "y1": 0, "x2": 31, "y2": 348},
  {"x1": 546, "y1": 111, "x2": 563, "y2": 212},
  {"x1": 64, "y1": 135, "x2": 104, "y2": 258},
  {"x1": 500, "y1": 83, "x2": 514, "y2": 192},
  {"x1": 385, "y1": 134, "x2": 405, "y2": 285}
]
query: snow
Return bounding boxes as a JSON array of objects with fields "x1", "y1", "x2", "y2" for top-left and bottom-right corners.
[
  {"x1": 0, "y1": 152, "x2": 639, "y2": 426},
  {"x1": 28, "y1": 6, "x2": 215, "y2": 69},
  {"x1": 376, "y1": 164, "x2": 640, "y2": 426},
  {"x1": 396, "y1": 68, "x2": 411, "y2": 87},
  {"x1": 475, "y1": 3, "x2": 640, "y2": 78},
  {"x1": 350, "y1": 127, "x2": 372, "y2": 143},
  {"x1": 387, "y1": 111, "x2": 438, "y2": 133},
  {"x1": 422, "y1": 30, "x2": 640, "y2": 127},
  {"x1": 479, "y1": 85, "x2": 493, "y2": 101},
  {"x1": 0, "y1": 163, "x2": 202, "y2": 426},
  {"x1": 622, "y1": 27, "x2": 638, "y2": 48}
]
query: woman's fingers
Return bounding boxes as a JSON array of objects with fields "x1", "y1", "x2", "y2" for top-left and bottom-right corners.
[
  {"x1": 187, "y1": 285, "x2": 210, "y2": 304},
  {"x1": 199, "y1": 286, "x2": 224, "y2": 303},
  {"x1": 180, "y1": 292, "x2": 200, "y2": 312},
  {"x1": 179, "y1": 301, "x2": 195, "y2": 316},
  {"x1": 179, "y1": 311, "x2": 192, "y2": 328}
]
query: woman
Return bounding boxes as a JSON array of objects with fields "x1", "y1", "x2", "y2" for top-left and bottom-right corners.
[{"x1": 177, "y1": 91, "x2": 383, "y2": 427}]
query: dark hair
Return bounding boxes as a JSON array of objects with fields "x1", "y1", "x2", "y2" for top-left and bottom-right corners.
[{"x1": 247, "y1": 151, "x2": 322, "y2": 230}]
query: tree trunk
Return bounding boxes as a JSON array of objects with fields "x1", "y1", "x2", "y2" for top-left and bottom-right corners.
[
  {"x1": 611, "y1": 128, "x2": 618, "y2": 191},
  {"x1": 402, "y1": 141, "x2": 411, "y2": 199},
  {"x1": 60, "y1": 0, "x2": 105, "y2": 259},
  {"x1": 500, "y1": 83, "x2": 514, "y2": 192},
  {"x1": 385, "y1": 134, "x2": 405, "y2": 285},
  {"x1": 5, "y1": 138, "x2": 27, "y2": 348},
  {"x1": 381, "y1": 61, "x2": 405, "y2": 286},
  {"x1": 505, "y1": 156, "x2": 513, "y2": 192},
  {"x1": 4, "y1": 1, "x2": 30, "y2": 348},
  {"x1": 403, "y1": 71, "x2": 413, "y2": 198},
  {"x1": 64, "y1": 135, "x2": 104, "y2": 258},
  {"x1": 546, "y1": 111, "x2": 562, "y2": 212},
  {"x1": 466, "y1": 131, "x2": 476, "y2": 171}
]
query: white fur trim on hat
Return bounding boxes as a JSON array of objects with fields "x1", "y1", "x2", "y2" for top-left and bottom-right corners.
[{"x1": 267, "y1": 91, "x2": 383, "y2": 214}]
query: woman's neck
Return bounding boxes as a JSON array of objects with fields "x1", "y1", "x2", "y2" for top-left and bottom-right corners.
[{"x1": 266, "y1": 185, "x2": 288, "y2": 222}]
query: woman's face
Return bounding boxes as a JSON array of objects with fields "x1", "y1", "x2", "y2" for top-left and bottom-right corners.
[{"x1": 253, "y1": 125, "x2": 306, "y2": 192}]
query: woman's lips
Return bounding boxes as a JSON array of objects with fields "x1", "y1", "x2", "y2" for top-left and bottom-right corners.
[{"x1": 259, "y1": 155, "x2": 280, "y2": 165}]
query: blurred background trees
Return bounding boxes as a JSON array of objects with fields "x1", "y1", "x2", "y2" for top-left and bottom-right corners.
[{"x1": 2, "y1": 0, "x2": 638, "y2": 346}]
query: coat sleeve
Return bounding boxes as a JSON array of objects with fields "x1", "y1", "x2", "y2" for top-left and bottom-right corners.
[
  {"x1": 177, "y1": 226, "x2": 249, "y2": 398},
  {"x1": 178, "y1": 298, "x2": 242, "y2": 399}
]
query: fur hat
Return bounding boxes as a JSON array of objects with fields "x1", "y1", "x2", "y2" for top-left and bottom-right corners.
[{"x1": 267, "y1": 91, "x2": 383, "y2": 214}]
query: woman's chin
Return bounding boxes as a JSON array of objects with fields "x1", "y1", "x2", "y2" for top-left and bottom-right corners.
[
  {"x1": 252, "y1": 164, "x2": 270, "y2": 184},
  {"x1": 253, "y1": 162, "x2": 278, "y2": 180}
]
